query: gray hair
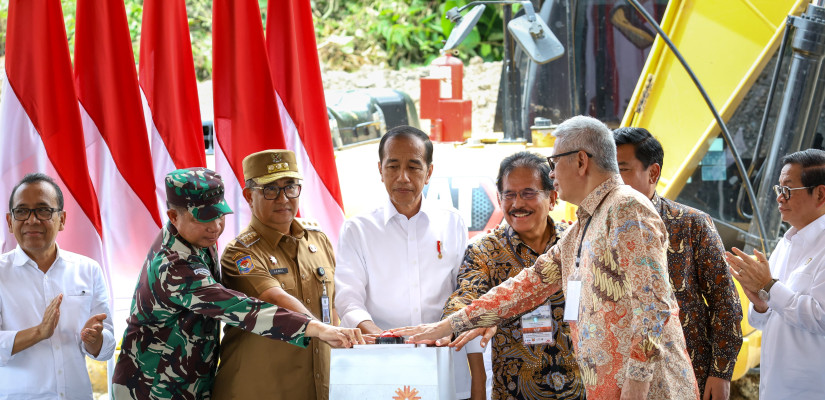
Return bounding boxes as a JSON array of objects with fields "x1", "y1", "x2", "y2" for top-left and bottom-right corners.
[{"x1": 553, "y1": 115, "x2": 619, "y2": 173}]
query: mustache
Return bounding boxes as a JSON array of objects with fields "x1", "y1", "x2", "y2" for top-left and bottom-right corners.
[{"x1": 508, "y1": 208, "x2": 533, "y2": 215}]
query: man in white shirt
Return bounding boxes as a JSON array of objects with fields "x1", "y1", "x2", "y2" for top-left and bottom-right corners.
[
  {"x1": 0, "y1": 173, "x2": 115, "y2": 399},
  {"x1": 726, "y1": 148, "x2": 825, "y2": 400},
  {"x1": 335, "y1": 125, "x2": 484, "y2": 399}
]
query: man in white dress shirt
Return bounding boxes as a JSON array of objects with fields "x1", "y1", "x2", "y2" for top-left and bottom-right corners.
[
  {"x1": 335, "y1": 125, "x2": 484, "y2": 399},
  {"x1": 726, "y1": 148, "x2": 825, "y2": 400},
  {"x1": 0, "y1": 173, "x2": 115, "y2": 399}
]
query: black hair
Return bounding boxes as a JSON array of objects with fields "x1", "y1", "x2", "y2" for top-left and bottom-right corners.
[
  {"x1": 496, "y1": 151, "x2": 554, "y2": 193},
  {"x1": 378, "y1": 125, "x2": 433, "y2": 165},
  {"x1": 8, "y1": 173, "x2": 64, "y2": 211},
  {"x1": 613, "y1": 127, "x2": 664, "y2": 169},
  {"x1": 781, "y1": 149, "x2": 825, "y2": 194}
]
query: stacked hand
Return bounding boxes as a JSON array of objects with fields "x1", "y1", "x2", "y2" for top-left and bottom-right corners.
[
  {"x1": 307, "y1": 320, "x2": 365, "y2": 348},
  {"x1": 391, "y1": 320, "x2": 497, "y2": 350}
]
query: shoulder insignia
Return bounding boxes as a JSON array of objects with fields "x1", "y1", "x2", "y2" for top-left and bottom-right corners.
[
  {"x1": 191, "y1": 263, "x2": 211, "y2": 277},
  {"x1": 296, "y1": 217, "x2": 323, "y2": 232},
  {"x1": 235, "y1": 230, "x2": 260, "y2": 247},
  {"x1": 235, "y1": 255, "x2": 254, "y2": 274}
]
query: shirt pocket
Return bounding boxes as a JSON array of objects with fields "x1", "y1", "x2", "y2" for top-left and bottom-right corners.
[
  {"x1": 60, "y1": 291, "x2": 93, "y2": 342},
  {"x1": 272, "y1": 269, "x2": 298, "y2": 297}
]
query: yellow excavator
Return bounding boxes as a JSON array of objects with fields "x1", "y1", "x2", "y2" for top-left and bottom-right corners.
[{"x1": 375, "y1": 0, "x2": 824, "y2": 382}]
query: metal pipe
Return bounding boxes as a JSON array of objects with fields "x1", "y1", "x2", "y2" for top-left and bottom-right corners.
[
  {"x1": 499, "y1": 5, "x2": 528, "y2": 143},
  {"x1": 748, "y1": 20, "x2": 793, "y2": 179},
  {"x1": 750, "y1": 3, "x2": 825, "y2": 247}
]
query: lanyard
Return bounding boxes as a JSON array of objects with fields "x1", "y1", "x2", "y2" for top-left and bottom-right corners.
[{"x1": 575, "y1": 217, "x2": 593, "y2": 270}]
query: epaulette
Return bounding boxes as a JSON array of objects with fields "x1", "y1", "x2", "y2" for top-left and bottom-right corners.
[
  {"x1": 296, "y1": 217, "x2": 323, "y2": 232},
  {"x1": 235, "y1": 230, "x2": 260, "y2": 247}
]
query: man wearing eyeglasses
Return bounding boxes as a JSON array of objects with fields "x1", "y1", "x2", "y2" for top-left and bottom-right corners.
[
  {"x1": 726, "y1": 148, "x2": 825, "y2": 399},
  {"x1": 0, "y1": 173, "x2": 114, "y2": 399},
  {"x1": 335, "y1": 125, "x2": 482, "y2": 400},
  {"x1": 613, "y1": 127, "x2": 742, "y2": 400},
  {"x1": 394, "y1": 116, "x2": 697, "y2": 399},
  {"x1": 213, "y1": 150, "x2": 339, "y2": 400},
  {"x1": 442, "y1": 151, "x2": 584, "y2": 399},
  {"x1": 112, "y1": 168, "x2": 363, "y2": 399}
]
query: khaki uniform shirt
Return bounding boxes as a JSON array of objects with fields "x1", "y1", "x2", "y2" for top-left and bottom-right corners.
[{"x1": 213, "y1": 216, "x2": 335, "y2": 400}]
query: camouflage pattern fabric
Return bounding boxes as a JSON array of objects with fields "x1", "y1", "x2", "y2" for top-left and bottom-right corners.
[
  {"x1": 111, "y1": 222, "x2": 311, "y2": 399},
  {"x1": 165, "y1": 168, "x2": 233, "y2": 223}
]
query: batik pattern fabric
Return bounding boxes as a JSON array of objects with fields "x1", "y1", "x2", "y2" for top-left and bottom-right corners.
[
  {"x1": 447, "y1": 176, "x2": 699, "y2": 399},
  {"x1": 443, "y1": 218, "x2": 585, "y2": 399},
  {"x1": 111, "y1": 223, "x2": 311, "y2": 400},
  {"x1": 652, "y1": 193, "x2": 742, "y2": 393}
]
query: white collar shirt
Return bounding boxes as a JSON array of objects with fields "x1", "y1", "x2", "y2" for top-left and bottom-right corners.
[
  {"x1": 335, "y1": 197, "x2": 480, "y2": 398},
  {"x1": 748, "y1": 212, "x2": 825, "y2": 400},
  {"x1": 0, "y1": 245, "x2": 115, "y2": 400}
]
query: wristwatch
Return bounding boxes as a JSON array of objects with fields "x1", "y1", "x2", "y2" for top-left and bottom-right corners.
[{"x1": 758, "y1": 278, "x2": 779, "y2": 302}]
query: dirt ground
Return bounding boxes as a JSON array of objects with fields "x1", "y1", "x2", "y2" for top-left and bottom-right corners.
[{"x1": 321, "y1": 56, "x2": 502, "y2": 136}]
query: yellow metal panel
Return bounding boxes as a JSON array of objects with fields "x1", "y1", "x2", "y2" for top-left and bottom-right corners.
[{"x1": 621, "y1": 0, "x2": 808, "y2": 199}]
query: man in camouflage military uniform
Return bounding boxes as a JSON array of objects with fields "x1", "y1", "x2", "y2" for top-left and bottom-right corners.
[
  {"x1": 213, "y1": 150, "x2": 338, "y2": 399},
  {"x1": 112, "y1": 168, "x2": 363, "y2": 400}
]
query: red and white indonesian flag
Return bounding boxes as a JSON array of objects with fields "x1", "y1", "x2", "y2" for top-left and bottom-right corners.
[
  {"x1": 74, "y1": 0, "x2": 162, "y2": 314},
  {"x1": 139, "y1": 0, "x2": 207, "y2": 208},
  {"x1": 266, "y1": 0, "x2": 345, "y2": 245},
  {"x1": 213, "y1": 0, "x2": 345, "y2": 248},
  {"x1": 0, "y1": 0, "x2": 104, "y2": 273},
  {"x1": 212, "y1": 0, "x2": 290, "y2": 251}
]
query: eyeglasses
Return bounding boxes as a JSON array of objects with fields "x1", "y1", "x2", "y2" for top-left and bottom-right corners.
[
  {"x1": 773, "y1": 185, "x2": 814, "y2": 201},
  {"x1": 499, "y1": 189, "x2": 546, "y2": 202},
  {"x1": 546, "y1": 150, "x2": 593, "y2": 171},
  {"x1": 252, "y1": 183, "x2": 302, "y2": 200},
  {"x1": 10, "y1": 207, "x2": 61, "y2": 221}
]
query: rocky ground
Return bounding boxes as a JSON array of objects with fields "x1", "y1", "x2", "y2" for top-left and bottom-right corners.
[{"x1": 321, "y1": 56, "x2": 502, "y2": 136}]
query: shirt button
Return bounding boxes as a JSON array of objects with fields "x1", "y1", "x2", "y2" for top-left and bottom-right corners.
[
  {"x1": 315, "y1": 348, "x2": 319, "y2": 354},
  {"x1": 301, "y1": 274, "x2": 307, "y2": 280},
  {"x1": 305, "y1": 298, "x2": 311, "y2": 304},
  {"x1": 316, "y1": 373, "x2": 321, "y2": 379}
]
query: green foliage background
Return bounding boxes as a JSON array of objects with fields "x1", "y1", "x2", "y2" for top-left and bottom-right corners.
[{"x1": 0, "y1": 0, "x2": 504, "y2": 79}]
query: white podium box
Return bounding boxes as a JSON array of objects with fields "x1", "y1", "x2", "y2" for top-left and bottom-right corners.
[{"x1": 330, "y1": 344, "x2": 456, "y2": 399}]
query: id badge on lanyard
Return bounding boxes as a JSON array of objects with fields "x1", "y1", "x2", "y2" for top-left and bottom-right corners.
[
  {"x1": 520, "y1": 301, "x2": 556, "y2": 345},
  {"x1": 317, "y1": 267, "x2": 332, "y2": 324},
  {"x1": 565, "y1": 217, "x2": 591, "y2": 322}
]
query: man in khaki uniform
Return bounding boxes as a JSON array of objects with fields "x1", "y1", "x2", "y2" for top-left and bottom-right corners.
[{"x1": 213, "y1": 150, "x2": 337, "y2": 400}]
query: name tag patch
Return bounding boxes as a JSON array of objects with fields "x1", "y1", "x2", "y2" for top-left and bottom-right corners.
[
  {"x1": 269, "y1": 268, "x2": 288, "y2": 275},
  {"x1": 235, "y1": 256, "x2": 254, "y2": 274}
]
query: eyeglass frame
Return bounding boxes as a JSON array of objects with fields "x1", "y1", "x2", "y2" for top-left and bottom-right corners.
[
  {"x1": 773, "y1": 184, "x2": 814, "y2": 201},
  {"x1": 498, "y1": 188, "x2": 548, "y2": 202},
  {"x1": 250, "y1": 183, "x2": 302, "y2": 200},
  {"x1": 546, "y1": 149, "x2": 594, "y2": 171},
  {"x1": 9, "y1": 207, "x2": 63, "y2": 221}
]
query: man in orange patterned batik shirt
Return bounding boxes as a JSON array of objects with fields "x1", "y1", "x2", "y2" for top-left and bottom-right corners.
[{"x1": 396, "y1": 116, "x2": 699, "y2": 400}]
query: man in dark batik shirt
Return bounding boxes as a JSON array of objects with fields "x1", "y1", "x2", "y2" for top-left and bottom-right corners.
[
  {"x1": 443, "y1": 152, "x2": 585, "y2": 400},
  {"x1": 614, "y1": 127, "x2": 743, "y2": 399},
  {"x1": 112, "y1": 168, "x2": 363, "y2": 400}
]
